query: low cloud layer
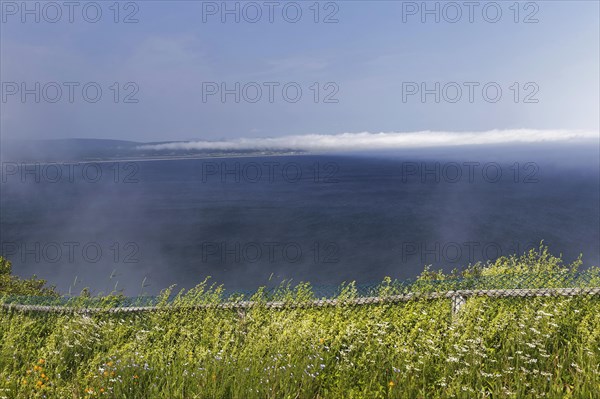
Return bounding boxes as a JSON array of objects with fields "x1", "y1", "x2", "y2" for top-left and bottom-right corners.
[{"x1": 136, "y1": 129, "x2": 599, "y2": 152}]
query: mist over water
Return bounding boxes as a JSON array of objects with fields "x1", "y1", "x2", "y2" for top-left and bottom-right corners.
[{"x1": 1, "y1": 144, "x2": 598, "y2": 296}]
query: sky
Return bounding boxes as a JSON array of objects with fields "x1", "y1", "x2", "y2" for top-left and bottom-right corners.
[{"x1": 1, "y1": 0, "x2": 599, "y2": 144}]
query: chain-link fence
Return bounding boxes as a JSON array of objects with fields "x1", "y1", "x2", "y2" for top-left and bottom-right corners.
[{"x1": 2, "y1": 269, "x2": 599, "y2": 314}]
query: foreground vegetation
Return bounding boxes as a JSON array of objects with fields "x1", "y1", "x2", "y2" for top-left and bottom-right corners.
[{"x1": 0, "y1": 247, "x2": 599, "y2": 398}]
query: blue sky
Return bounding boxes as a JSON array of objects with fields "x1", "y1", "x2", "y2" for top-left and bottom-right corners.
[{"x1": 1, "y1": 1, "x2": 599, "y2": 142}]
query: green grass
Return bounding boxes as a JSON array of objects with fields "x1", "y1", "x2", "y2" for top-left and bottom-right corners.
[{"x1": 0, "y1": 246, "x2": 599, "y2": 398}]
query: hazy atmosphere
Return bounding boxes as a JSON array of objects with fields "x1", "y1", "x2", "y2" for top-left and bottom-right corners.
[
  {"x1": 1, "y1": 1, "x2": 599, "y2": 295},
  {"x1": 1, "y1": 2, "x2": 600, "y2": 398},
  {"x1": 1, "y1": 1, "x2": 598, "y2": 141}
]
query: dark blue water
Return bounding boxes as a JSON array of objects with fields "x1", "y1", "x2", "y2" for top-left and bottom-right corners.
[{"x1": 1, "y1": 148, "x2": 598, "y2": 295}]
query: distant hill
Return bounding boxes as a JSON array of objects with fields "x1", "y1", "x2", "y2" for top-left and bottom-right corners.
[{"x1": 0, "y1": 138, "x2": 305, "y2": 163}]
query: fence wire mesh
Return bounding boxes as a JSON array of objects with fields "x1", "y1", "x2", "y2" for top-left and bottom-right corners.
[{"x1": 2, "y1": 269, "x2": 600, "y2": 314}]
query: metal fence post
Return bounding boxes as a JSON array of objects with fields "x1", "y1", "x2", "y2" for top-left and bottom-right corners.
[{"x1": 451, "y1": 294, "x2": 466, "y2": 315}]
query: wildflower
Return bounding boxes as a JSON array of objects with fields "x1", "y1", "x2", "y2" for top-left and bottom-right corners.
[
  {"x1": 21, "y1": 379, "x2": 27, "y2": 385},
  {"x1": 38, "y1": 359, "x2": 45, "y2": 365},
  {"x1": 133, "y1": 375, "x2": 139, "y2": 379},
  {"x1": 388, "y1": 381, "x2": 395, "y2": 388},
  {"x1": 319, "y1": 338, "x2": 324, "y2": 344}
]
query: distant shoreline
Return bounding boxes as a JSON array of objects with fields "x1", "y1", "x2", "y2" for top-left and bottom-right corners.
[{"x1": 4, "y1": 152, "x2": 313, "y2": 166}]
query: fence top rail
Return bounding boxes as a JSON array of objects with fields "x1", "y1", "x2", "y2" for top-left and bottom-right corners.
[{"x1": 2, "y1": 287, "x2": 600, "y2": 314}]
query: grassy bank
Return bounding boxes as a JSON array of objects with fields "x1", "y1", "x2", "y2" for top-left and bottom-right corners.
[{"x1": 0, "y1": 247, "x2": 599, "y2": 398}]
